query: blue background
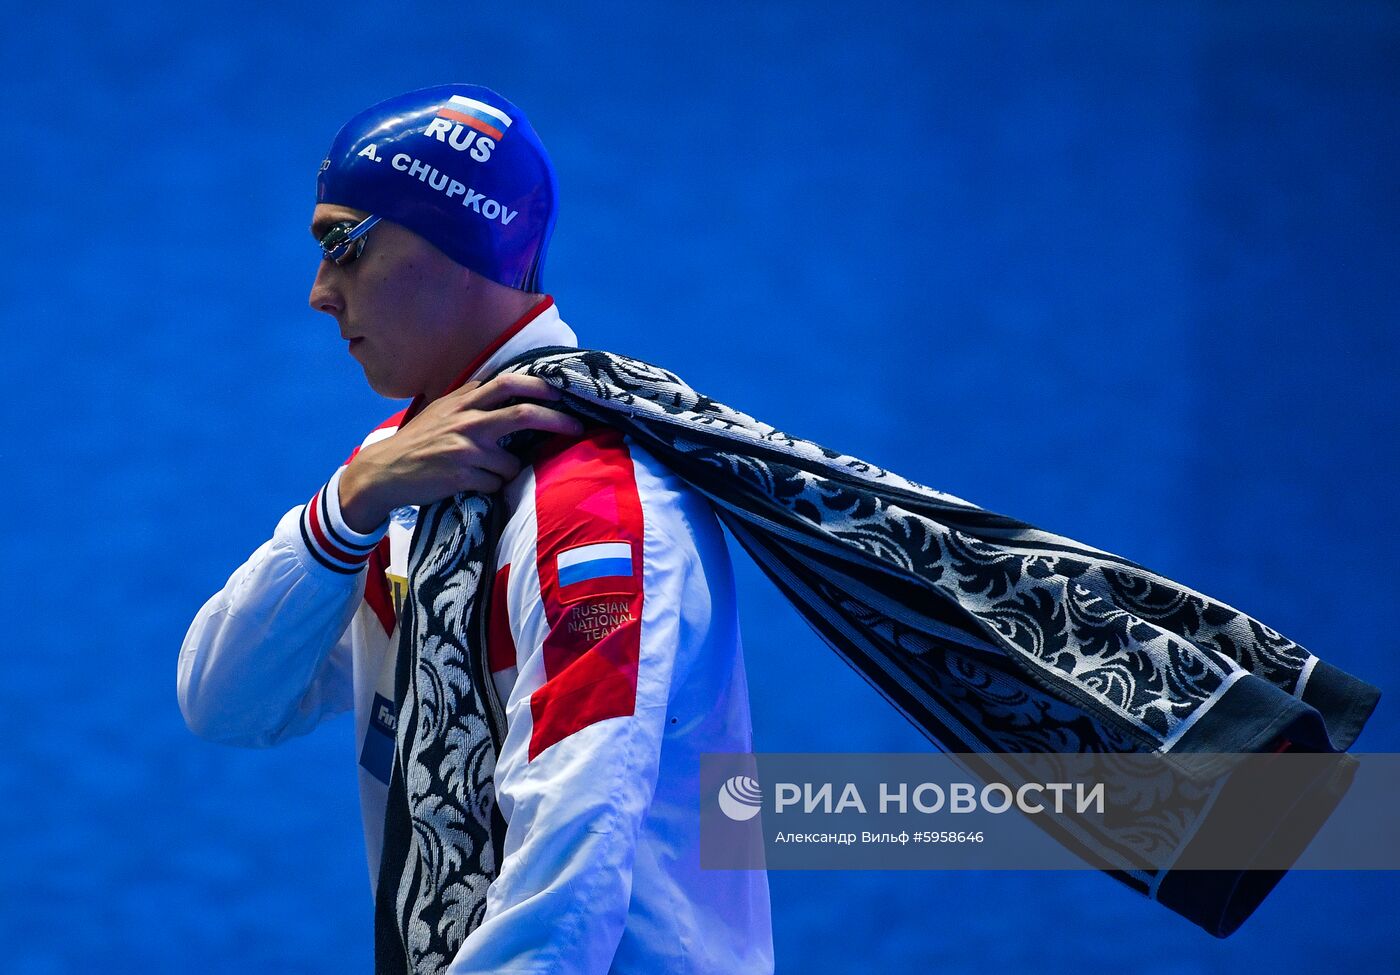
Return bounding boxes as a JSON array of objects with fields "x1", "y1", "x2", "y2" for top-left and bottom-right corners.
[{"x1": 3, "y1": 1, "x2": 1397, "y2": 971}]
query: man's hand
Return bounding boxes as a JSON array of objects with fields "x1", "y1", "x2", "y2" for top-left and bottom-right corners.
[{"x1": 338, "y1": 374, "x2": 584, "y2": 533}]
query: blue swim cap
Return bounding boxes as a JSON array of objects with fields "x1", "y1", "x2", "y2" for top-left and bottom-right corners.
[{"x1": 317, "y1": 85, "x2": 556, "y2": 292}]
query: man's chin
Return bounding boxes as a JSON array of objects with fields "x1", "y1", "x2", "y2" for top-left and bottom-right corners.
[{"x1": 361, "y1": 369, "x2": 416, "y2": 401}]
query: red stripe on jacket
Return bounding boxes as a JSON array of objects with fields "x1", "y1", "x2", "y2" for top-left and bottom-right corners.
[
  {"x1": 528, "y1": 426, "x2": 645, "y2": 761},
  {"x1": 364, "y1": 538, "x2": 396, "y2": 636},
  {"x1": 488, "y1": 565, "x2": 517, "y2": 674},
  {"x1": 348, "y1": 409, "x2": 408, "y2": 635}
]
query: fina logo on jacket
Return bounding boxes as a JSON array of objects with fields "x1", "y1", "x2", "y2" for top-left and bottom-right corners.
[
  {"x1": 359, "y1": 693, "x2": 398, "y2": 786},
  {"x1": 421, "y1": 95, "x2": 514, "y2": 162}
]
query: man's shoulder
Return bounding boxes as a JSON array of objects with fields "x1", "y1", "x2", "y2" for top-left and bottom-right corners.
[
  {"x1": 342, "y1": 408, "x2": 409, "y2": 466},
  {"x1": 526, "y1": 424, "x2": 691, "y2": 497},
  {"x1": 522, "y1": 424, "x2": 721, "y2": 553}
]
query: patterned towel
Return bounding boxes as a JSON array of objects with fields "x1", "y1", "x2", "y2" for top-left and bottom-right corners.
[{"x1": 374, "y1": 347, "x2": 1381, "y2": 971}]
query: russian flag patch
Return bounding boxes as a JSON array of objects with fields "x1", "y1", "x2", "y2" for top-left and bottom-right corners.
[{"x1": 557, "y1": 541, "x2": 634, "y2": 589}]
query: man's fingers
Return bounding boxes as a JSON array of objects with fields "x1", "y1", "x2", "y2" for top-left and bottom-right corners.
[
  {"x1": 461, "y1": 373, "x2": 562, "y2": 410},
  {"x1": 455, "y1": 467, "x2": 506, "y2": 495},
  {"x1": 473, "y1": 402, "x2": 585, "y2": 439},
  {"x1": 468, "y1": 444, "x2": 524, "y2": 482}
]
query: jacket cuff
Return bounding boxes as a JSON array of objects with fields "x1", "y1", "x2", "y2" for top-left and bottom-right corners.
[{"x1": 298, "y1": 465, "x2": 388, "y2": 575}]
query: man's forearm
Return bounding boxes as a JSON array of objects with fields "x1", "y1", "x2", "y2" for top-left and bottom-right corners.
[{"x1": 178, "y1": 504, "x2": 363, "y2": 746}]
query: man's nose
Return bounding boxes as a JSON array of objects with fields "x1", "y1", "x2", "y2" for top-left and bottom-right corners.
[{"x1": 308, "y1": 260, "x2": 344, "y2": 316}]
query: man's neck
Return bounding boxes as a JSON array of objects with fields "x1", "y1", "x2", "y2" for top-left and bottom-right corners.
[
  {"x1": 421, "y1": 289, "x2": 548, "y2": 404},
  {"x1": 409, "y1": 293, "x2": 555, "y2": 423}
]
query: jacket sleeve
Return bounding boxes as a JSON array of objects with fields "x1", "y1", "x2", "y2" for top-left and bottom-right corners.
[
  {"x1": 446, "y1": 430, "x2": 690, "y2": 975},
  {"x1": 177, "y1": 465, "x2": 387, "y2": 748}
]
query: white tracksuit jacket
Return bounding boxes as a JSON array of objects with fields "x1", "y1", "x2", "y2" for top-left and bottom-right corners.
[{"x1": 177, "y1": 297, "x2": 774, "y2": 974}]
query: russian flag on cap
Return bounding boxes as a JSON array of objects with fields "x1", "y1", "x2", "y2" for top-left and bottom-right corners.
[
  {"x1": 557, "y1": 541, "x2": 634, "y2": 589},
  {"x1": 436, "y1": 94, "x2": 514, "y2": 141}
]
